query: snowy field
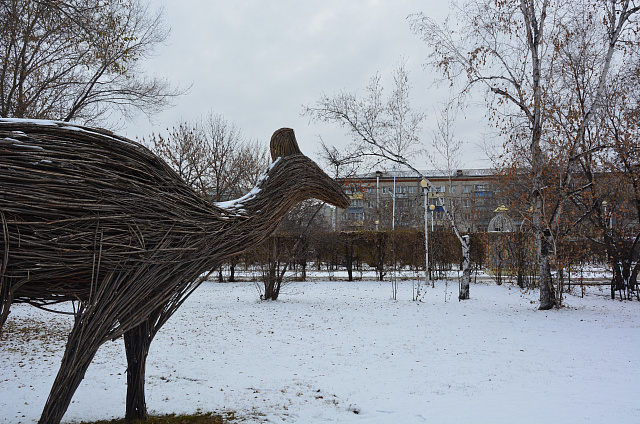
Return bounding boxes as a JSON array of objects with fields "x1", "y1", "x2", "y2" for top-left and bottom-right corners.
[{"x1": 1, "y1": 279, "x2": 638, "y2": 424}]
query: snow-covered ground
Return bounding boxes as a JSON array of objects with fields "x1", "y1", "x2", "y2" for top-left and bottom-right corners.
[{"x1": 1, "y1": 279, "x2": 638, "y2": 423}]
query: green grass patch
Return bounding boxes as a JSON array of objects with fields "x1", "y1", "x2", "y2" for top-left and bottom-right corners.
[{"x1": 74, "y1": 411, "x2": 238, "y2": 424}]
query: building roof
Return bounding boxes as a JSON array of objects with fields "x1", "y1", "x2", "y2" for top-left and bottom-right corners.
[{"x1": 350, "y1": 168, "x2": 496, "y2": 180}]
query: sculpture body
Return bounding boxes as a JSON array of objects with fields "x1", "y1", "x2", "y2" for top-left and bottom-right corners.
[{"x1": 0, "y1": 119, "x2": 348, "y2": 424}]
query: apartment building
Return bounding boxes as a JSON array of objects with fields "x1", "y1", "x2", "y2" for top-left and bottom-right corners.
[{"x1": 336, "y1": 168, "x2": 501, "y2": 232}]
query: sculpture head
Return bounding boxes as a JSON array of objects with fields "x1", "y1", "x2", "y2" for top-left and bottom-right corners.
[{"x1": 269, "y1": 128, "x2": 349, "y2": 209}]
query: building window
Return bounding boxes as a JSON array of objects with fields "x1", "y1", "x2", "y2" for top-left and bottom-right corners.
[
  {"x1": 450, "y1": 185, "x2": 456, "y2": 194},
  {"x1": 345, "y1": 212, "x2": 364, "y2": 221},
  {"x1": 463, "y1": 199, "x2": 471, "y2": 208},
  {"x1": 409, "y1": 186, "x2": 417, "y2": 194},
  {"x1": 345, "y1": 185, "x2": 360, "y2": 195},
  {"x1": 463, "y1": 185, "x2": 472, "y2": 193},
  {"x1": 434, "y1": 185, "x2": 445, "y2": 193}
]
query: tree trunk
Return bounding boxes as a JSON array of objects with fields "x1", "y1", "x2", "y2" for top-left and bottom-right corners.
[
  {"x1": 345, "y1": 236, "x2": 354, "y2": 282},
  {"x1": 496, "y1": 259, "x2": 503, "y2": 286},
  {"x1": 557, "y1": 268, "x2": 565, "y2": 306},
  {"x1": 263, "y1": 236, "x2": 283, "y2": 300},
  {"x1": 517, "y1": 271, "x2": 525, "y2": 289},
  {"x1": 229, "y1": 262, "x2": 236, "y2": 282},
  {"x1": 459, "y1": 235, "x2": 470, "y2": 300},
  {"x1": 611, "y1": 260, "x2": 628, "y2": 300},
  {"x1": 538, "y1": 231, "x2": 556, "y2": 310},
  {"x1": 263, "y1": 264, "x2": 280, "y2": 300},
  {"x1": 217, "y1": 267, "x2": 224, "y2": 282},
  {"x1": 376, "y1": 232, "x2": 386, "y2": 281},
  {"x1": 515, "y1": 232, "x2": 526, "y2": 288},
  {"x1": 630, "y1": 262, "x2": 639, "y2": 300}
]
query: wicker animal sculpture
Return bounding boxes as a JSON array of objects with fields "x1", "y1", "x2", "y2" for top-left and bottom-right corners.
[{"x1": 0, "y1": 119, "x2": 349, "y2": 424}]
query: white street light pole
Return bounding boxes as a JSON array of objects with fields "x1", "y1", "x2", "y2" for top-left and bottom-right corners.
[
  {"x1": 430, "y1": 203, "x2": 435, "y2": 232},
  {"x1": 392, "y1": 172, "x2": 396, "y2": 230},
  {"x1": 421, "y1": 179, "x2": 430, "y2": 290},
  {"x1": 376, "y1": 172, "x2": 380, "y2": 231},
  {"x1": 429, "y1": 203, "x2": 435, "y2": 287}
]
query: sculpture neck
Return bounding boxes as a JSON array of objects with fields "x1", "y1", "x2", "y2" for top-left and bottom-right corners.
[
  {"x1": 208, "y1": 153, "x2": 346, "y2": 264},
  {"x1": 212, "y1": 157, "x2": 310, "y2": 259}
]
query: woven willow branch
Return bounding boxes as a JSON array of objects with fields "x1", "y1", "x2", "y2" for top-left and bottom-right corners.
[
  {"x1": 0, "y1": 119, "x2": 348, "y2": 423},
  {"x1": 1, "y1": 118, "x2": 347, "y2": 330}
]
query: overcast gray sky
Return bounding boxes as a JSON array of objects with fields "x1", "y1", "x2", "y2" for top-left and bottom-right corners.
[{"x1": 118, "y1": 0, "x2": 491, "y2": 170}]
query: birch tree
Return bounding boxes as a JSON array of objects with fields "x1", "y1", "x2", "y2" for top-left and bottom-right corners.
[
  {"x1": 304, "y1": 61, "x2": 474, "y2": 300},
  {"x1": 411, "y1": 0, "x2": 639, "y2": 309},
  {"x1": 566, "y1": 60, "x2": 640, "y2": 300},
  {"x1": 429, "y1": 98, "x2": 464, "y2": 221}
]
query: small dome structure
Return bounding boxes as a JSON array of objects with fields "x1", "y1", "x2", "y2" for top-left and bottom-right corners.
[{"x1": 488, "y1": 205, "x2": 515, "y2": 232}]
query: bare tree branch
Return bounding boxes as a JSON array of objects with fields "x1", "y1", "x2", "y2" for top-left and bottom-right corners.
[{"x1": 0, "y1": 0, "x2": 184, "y2": 126}]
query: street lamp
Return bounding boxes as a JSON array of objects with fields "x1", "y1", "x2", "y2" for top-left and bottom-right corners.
[
  {"x1": 421, "y1": 179, "x2": 430, "y2": 289},
  {"x1": 392, "y1": 171, "x2": 397, "y2": 230},
  {"x1": 429, "y1": 203, "x2": 435, "y2": 231},
  {"x1": 376, "y1": 171, "x2": 382, "y2": 231}
]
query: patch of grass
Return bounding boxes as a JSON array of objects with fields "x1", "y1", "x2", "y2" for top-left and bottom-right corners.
[
  {"x1": 1, "y1": 317, "x2": 71, "y2": 342},
  {"x1": 74, "y1": 411, "x2": 237, "y2": 424},
  {"x1": 1, "y1": 316, "x2": 71, "y2": 356}
]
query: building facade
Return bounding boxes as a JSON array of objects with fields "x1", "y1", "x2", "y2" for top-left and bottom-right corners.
[{"x1": 335, "y1": 168, "x2": 501, "y2": 232}]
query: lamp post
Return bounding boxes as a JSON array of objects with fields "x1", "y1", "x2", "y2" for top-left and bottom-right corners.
[
  {"x1": 428, "y1": 203, "x2": 435, "y2": 286},
  {"x1": 392, "y1": 171, "x2": 396, "y2": 230},
  {"x1": 421, "y1": 179, "x2": 430, "y2": 290},
  {"x1": 376, "y1": 171, "x2": 382, "y2": 231},
  {"x1": 429, "y1": 203, "x2": 435, "y2": 231}
]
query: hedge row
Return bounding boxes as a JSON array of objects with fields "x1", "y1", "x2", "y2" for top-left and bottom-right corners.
[{"x1": 224, "y1": 230, "x2": 608, "y2": 285}]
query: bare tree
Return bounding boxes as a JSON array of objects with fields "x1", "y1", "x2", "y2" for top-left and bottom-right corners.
[
  {"x1": 429, "y1": 97, "x2": 464, "y2": 220},
  {"x1": 567, "y1": 58, "x2": 640, "y2": 300},
  {"x1": 318, "y1": 138, "x2": 363, "y2": 180},
  {"x1": 146, "y1": 113, "x2": 269, "y2": 284},
  {"x1": 411, "y1": 0, "x2": 639, "y2": 309},
  {"x1": 251, "y1": 199, "x2": 331, "y2": 300},
  {"x1": 305, "y1": 61, "x2": 424, "y2": 168},
  {"x1": 541, "y1": 4, "x2": 640, "y2": 300},
  {"x1": 304, "y1": 61, "x2": 474, "y2": 300},
  {"x1": 144, "y1": 112, "x2": 269, "y2": 200},
  {"x1": 0, "y1": 0, "x2": 181, "y2": 125},
  {"x1": 430, "y1": 100, "x2": 462, "y2": 171}
]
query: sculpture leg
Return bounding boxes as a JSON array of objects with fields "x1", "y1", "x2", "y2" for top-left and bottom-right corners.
[
  {"x1": 38, "y1": 313, "x2": 110, "y2": 424},
  {"x1": 124, "y1": 319, "x2": 153, "y2": 421},
  {"x1": 1, "y1": 211, "x2": 11, "y2": 332},
  {"x1": 0, "y1": 286, "x2": 11, "y2": 332}
]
